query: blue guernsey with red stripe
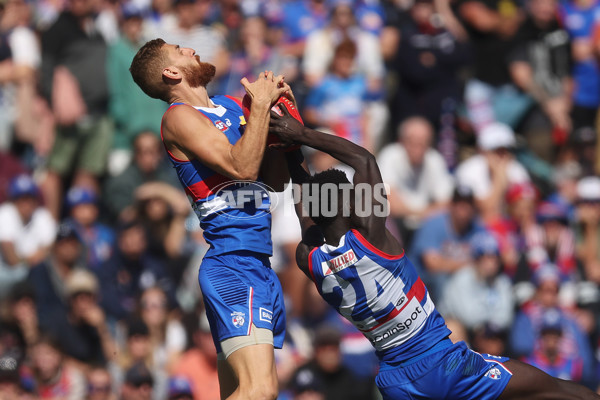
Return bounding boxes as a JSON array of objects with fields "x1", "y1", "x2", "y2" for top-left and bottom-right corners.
[
  {"x1": 161, "y1": 95, "x2": 272, "y2": 256},
  {"x1": 308, "y1": 229, "x2": 451, "y2": 363}
]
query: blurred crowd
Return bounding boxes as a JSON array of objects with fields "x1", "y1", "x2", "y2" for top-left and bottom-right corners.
[{"x1": 1, "y1": 0, "x2": 600, "y2": 398}]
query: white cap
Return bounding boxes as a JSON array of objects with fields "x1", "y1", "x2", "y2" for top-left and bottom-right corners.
[
  {"x1": 577, "y1": 176, "x2": 600, "y2": 201},
  {"x1": 478, "y1": 122, "x2": 516, "y2": 151}
]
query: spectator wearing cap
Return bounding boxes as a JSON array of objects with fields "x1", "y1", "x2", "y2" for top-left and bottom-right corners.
[
  {"x1": 28, "y1": 222, "x2": 85, "y2": 328},
  {"x1": 87, "y1": 366, "x2": 115, "y2": 400},
  {"x1": 287, "y1": 325, "x2": 374, "y2": 400},
  {"x1": 523, "y1": 309, "x2": 584, "y2": 382},
  {"x1": 30, "y1": 334, "x2": 86, "y2": 400},
  {"x1": 439, "y1": 231, "x2": 515, "y2": 331},
  {"x1": 43, "y1": 269, "x2": 116, "y2": 367},
  {"x1": 509, "y1": 264, "x2": 594, "y2": 383},
  {"x1": 377, "y1": 117, "x2": 454, "y2": 247},
  {"x1": 409, "y1": 185, "x2": 485, "y2": 300},
  {"x1": 470, "y1": 322, "x2": 509, "y2": 358},
  {"x1": 0, "y1": 354, "x2": 24, "y2": 400},
  {"x1": 106, "y1": 3, "x2": 167, "y2": 177},
  {"x1": 530, "y1": 201, "x2": 576, "y2": 280},
  {"x1": 173, "y1": 310, "x2": 218, "y2": 400},
  {"x1": 96, "y1": 220, "x2": 176, "y2": 321},
  {"x1": 167, "y1": 376, "x2": 193, "y2": 400},
  {"x1": 455, "y1": 122, "x2": 531, "y2": 222},
  {"x1": 65, "y1": 186, "x2": 115, "y2": 271},
  {"x1": 103, "y1": 132, "x2": 180, "y2": 222},
  {"x1": 0, "y1": 174, "x2": 56, "y2": 298},
  {"x1": 486, "y1": 181, "x2": 538, "y2": 275},
  {"x1": 112, "y1": 317, "x2": 169, "y2": 400},
  {"x1": 121, "y1": 362, "x2": 154, "y2": 400},
  {"x1": 574, "y1": 176, "x2": 600, "y2": 284}
]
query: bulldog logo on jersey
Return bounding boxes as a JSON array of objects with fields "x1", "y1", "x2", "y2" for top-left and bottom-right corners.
[
  {"x1": 231, "y1": 311, "x2": 245, "y2": 328},
  {"x1": 485, "y1": 367, "x2": 502, "y2": 380}
]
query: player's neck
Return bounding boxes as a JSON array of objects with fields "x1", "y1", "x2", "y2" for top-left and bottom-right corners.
[
  {"x1": 170, "y1": 85, "x2": 213, "y2": 108},
  {"x1": 322, "y1": 218, "x2": 351, "y2": 246}
]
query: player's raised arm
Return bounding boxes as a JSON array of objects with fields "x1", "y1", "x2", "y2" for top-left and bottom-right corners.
[
  {"x1": 163, "y1": 72, "x2": 287, "y2": 181},
  {"x1": 270, "y1": 105, "x2": 390, "y2": 243}
]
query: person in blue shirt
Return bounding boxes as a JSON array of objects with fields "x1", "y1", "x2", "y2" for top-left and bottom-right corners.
[{"x1": 409, "y1": 185, "x2": 485, "y2": 300}]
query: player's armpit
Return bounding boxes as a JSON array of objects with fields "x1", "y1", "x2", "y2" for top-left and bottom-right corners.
[
  {"x1": 162, "y1": 105, "x2": 257, "y2": 181},
  {"x1": 295, "y1": 242, "x2": 315, "y2": 278}
]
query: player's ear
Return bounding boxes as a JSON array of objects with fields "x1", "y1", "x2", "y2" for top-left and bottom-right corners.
[{"x1": 162, "y1": 66, "x2": 182, "y2": 82}]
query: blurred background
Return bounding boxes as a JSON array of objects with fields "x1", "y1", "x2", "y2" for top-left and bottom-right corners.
[{"x1": 1, "y1": 0, "x2": 600, "y2": 398}]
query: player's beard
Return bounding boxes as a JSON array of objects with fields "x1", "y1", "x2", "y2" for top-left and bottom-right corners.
[{"x1": 181, "y1": 56, "x2": 216, "y2": 88}]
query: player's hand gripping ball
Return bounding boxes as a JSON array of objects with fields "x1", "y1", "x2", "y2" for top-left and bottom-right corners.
[{"x1": 242, "y1": 95, "x2": 302, "y2": 151}]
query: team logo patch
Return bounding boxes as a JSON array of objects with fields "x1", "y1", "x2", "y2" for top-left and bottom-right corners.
[
  {"x1": 485, "y1": 367, "x2": 502, "y2": 380},
  {"x1": 259, "y1": 308, "x2": 273, "y2": 323},
  {"x1": 215, "y1": 119, "x2": 231, "y2": 132},
  {"x1": 231, "y1": 311, "x2": 245, "y2": 328}
]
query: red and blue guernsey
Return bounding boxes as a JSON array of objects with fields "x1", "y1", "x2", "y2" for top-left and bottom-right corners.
[
  {"x1": 161, "y1": 95, "x2": 272, "y2": 256},
  {"x1": 308, "y1": 229, "x2": 451, "y2": 364}
]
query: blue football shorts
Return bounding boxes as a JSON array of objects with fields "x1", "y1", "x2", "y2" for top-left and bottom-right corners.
[
  {"x1": 198, "y1": 250, "x2": 286, "y2": 353},
  {"x1": 376, "y1": 340, "x2": 512, "y2": 400}
]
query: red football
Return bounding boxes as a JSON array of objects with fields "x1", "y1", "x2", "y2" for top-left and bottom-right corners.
[{"x1": 241, "y1": 94, "x2": 303, "y2": 151}]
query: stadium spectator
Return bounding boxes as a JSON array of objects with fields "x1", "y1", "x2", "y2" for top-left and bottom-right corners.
[
  {"x1": 40, "y1": 0, "x2": 111, "y2": 219},
  {"x1": 30, "y1": 334, "x2": 86, "y2": 399},
  {"x1": 439, "y1": 231, "x2": 515, "y2": 330},
  {"x1": 509, "y1": 264, "x2": 595, "y2": 383},
  {"x1": 103, "y1": 131, "x2": 180, "y2": 222},
  {"x1": 304, "y1": 39, "x2": 373, "y2": 150},
  {"x1": 120, "y1": 362, "x2": 154, "y2": 400},
  {"x1": 274, "y1": 0, "x2": 329, "y2": 58},
  {"x1": 4, "y1": 282, "x2": 39, "y2": 348},
  {"x1": 458, "y1": 0, "x2": 531, "y2": 131},
  {"x1": 0, "y1": 175, "x2": 56, "y2": 298},
  {"x1": 409, "y1": 185, "x2": 485, "y2": 300},
  {"x1": 65, "y1": 186, "x2": 115, "y2": 271},
  {"x1": 44, "y1": 269, "x2": 116, "y2": 366},
  {"x1": 107, "y1": 3, "x2": 167, "y2": 176},
  {"x1": 384, "y1": 0, "x2": 471, "y2": 131},
  {"x1": 219, "y1": 16, "x2": 298, "y2": 98},
  {"x1": 158, "y1": 0, "x2": 229, "y2": 84},
  {"x1": 303, "y1": 1, "x2": 387, "y2": 148},
  {"x1": 287, "y1": 325, "x2": 374, "y2": 400},
  {"x1": 137, "y1": 287, "x2": 186, "y2": 383},
  {"x1": 87, "y1": 366, "x2": 116, "y2": 400},
  {"x1": 0, "y1": 0, "x2": 49, "y2": 155},
  {"x1": 508, "y1": 0, "x2": 571, "y2": 160},
  {"x1": 559, "y1": 0, "x2": 600, "y2": 131},
  {"x1": 130, "y1": 182, "x2": 191, "y2": 285},
  {"x1": 455, "y1": 122, "x2": 531, "y2": 221},
  {"x1": 524, "y1": 308, "x2": 584, "y2": 382},
  {"x1": 166, "y1": 376, "x2": 194, "y2": 400},
  {"x1": 27, "y1": 222, "x2": 84, "y2": 327},
  {"x1": 96, "y1": 220, "x2": 175, "y2": 321},
  {"x1": 486, "y1": 182, "x2": 539, "y2": 276},
  {"x1": 378, "y1": 116, "x2": 454, "y2": 246}
]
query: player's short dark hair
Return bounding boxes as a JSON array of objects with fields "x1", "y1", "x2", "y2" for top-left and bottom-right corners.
[
  {"x1": 129, "y1": 38, "x2": 171, "y2": 102},
  {"x1": 305, "y1": 168, "x2": 351, "y2": 226}
]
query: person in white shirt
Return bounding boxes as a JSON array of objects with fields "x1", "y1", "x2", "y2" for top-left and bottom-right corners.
[
  {"x1": 455, "y1": 122, "x2": 530, "y2": 222},
  {"x1": 378, "y1": 116, "x2": 454, "y2": 244},
  {"x1": 0, "y1": 174, "x2": 57, "y2": 298}
]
